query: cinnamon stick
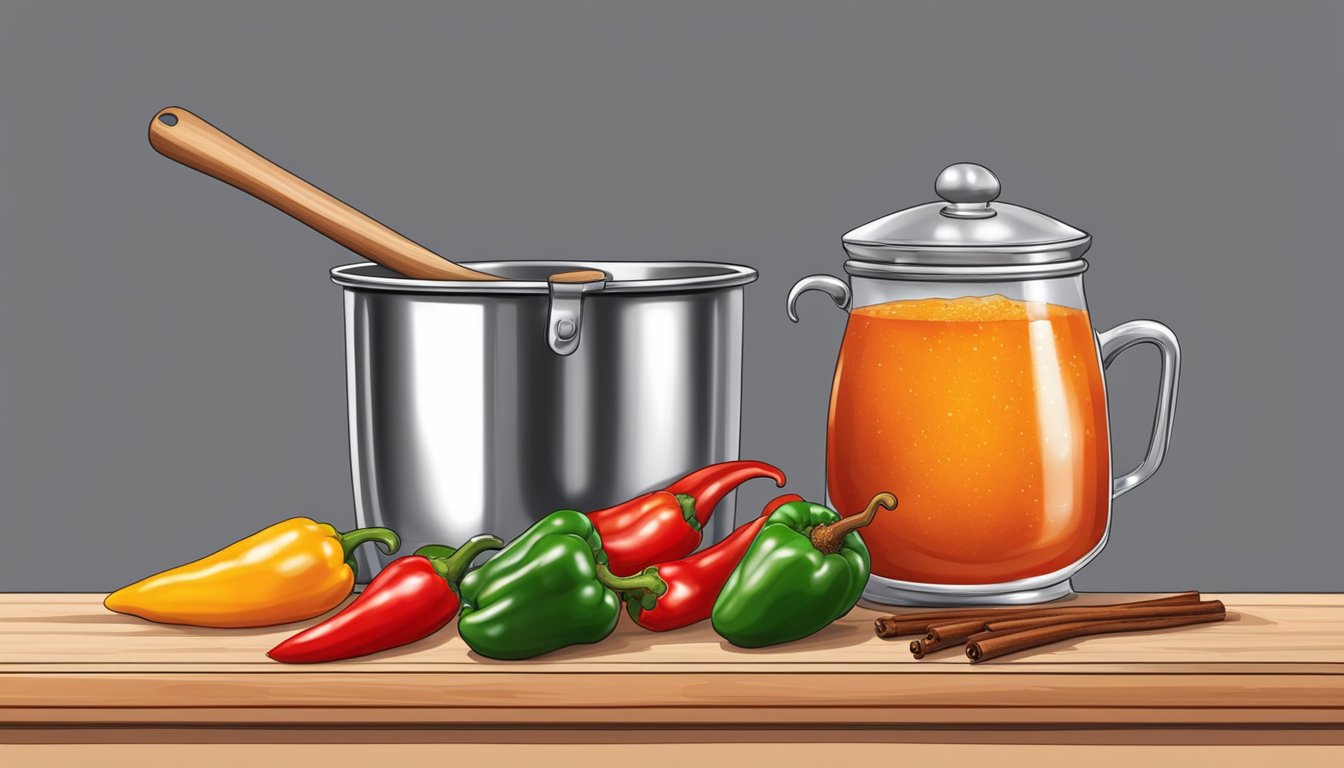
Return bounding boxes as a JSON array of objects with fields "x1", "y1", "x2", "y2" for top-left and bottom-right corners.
[
  {"x1": 923, "y1": 617, "x2": 1002, "y2": 645},
  {"x1": 908, "y1": 591, "x2": 1204, "y2": 645},
  {"x1": 978, "y1": 600, "x2": 1224, "y2": 636},
  {"x1": 875, "y1": 604, "x2": 1084, "y2": 637},
  {"x1": 876, "y1": 616, "x2": 973, "y2": 638},
  {"x1": 875, "y1": 591, "x2": 1199, "y2": 639},
  {"x1": 910, "y1": 635, "x2": 964, "y2": 659},
  {"x1": 924, "y1": 596, "x2": 1218, "y2": 646},
  {"x1": 965, "y1": 610, "x2": 1227, "y2": 663}
]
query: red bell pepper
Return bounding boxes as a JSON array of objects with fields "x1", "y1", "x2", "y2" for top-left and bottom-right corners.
[
  {"x1": 588, "y1": 460, "x2": 786, "y2": 576},
  {"x1": 625, "y1": 493, "x2": 804, "y2": 632},
  {"x1": 266, "y1": 535, "x2": 503, "y2": 664}
]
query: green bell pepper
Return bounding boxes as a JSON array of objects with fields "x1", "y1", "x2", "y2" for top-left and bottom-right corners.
[
  {"x1": 457, "y1": 509, "x2": 665, "y2": 660},
  {"x1": 711, "y1": 492, "x2": 897, "y2": 648}
]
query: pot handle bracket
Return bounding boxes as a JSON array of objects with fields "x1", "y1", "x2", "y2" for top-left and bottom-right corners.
[
  {"x1": 1098, "y1": 320, "x2": 1181, "y2": 499},
  {"x1": 546, "y1": 270, "x2": 608, "y2": 356},
  {"x1": 787, "y1": 275, "x2": 851, "y2": 322}
]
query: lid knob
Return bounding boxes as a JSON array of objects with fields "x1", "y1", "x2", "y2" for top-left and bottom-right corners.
[{"x1": 935, "y1": 163, "x2": 1000, "y2": 219}]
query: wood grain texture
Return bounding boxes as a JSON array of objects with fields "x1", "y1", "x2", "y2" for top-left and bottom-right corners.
[
  {"x1": 4, "y1": 743, "x2": 1344, "y2": 768},
  {"x1": 8, "y1": 727, "x2": 1344, "y2": 745},
  {"x1": 1, "y1": 593, "x2": 1341, "y2": 731}
]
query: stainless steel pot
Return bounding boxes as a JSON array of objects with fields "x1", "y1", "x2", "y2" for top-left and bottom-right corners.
[{"x1": 332, "y1": 260, "x2": 757, "y2": 579}]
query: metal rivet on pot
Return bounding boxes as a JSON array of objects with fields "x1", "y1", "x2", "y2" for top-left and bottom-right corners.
[{"x1": 546, "y1": 270, "x2": 608, "y2": 356}]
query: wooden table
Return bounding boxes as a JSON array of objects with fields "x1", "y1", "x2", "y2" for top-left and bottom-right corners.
[{"x1": 2, "y1": 593, "x2": 1342, "y2": 766}]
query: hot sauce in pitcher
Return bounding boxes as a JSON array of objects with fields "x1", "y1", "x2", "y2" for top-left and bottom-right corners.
[
  {"x1": 826, "y1": 295, "x2": 1110, "y2": 584},
  {"x1": 789, "y1": 163, "x2": 1180, "y2": 604}
]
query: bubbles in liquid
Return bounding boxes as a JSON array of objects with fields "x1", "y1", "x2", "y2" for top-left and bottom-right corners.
[{"x1": 828, "y1": 294, "x2": 1110, "y2": 585}]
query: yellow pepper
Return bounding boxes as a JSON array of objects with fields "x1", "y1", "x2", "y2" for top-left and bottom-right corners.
[{"x1": 103, "y1": 518, "x2": 399, "y2": 628}]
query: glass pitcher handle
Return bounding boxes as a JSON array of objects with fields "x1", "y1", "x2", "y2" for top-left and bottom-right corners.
[
  {"x1": 787, "y1": 275, "x2": 851, "y2": 322},
  {"x1": 1098, "y1": 320, "x2": 1181, "y2": 499}
]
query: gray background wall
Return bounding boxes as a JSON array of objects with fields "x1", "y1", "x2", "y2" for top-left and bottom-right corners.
[{"x1": 1, "y1": 0, "x2": 1340, "y2": 592}]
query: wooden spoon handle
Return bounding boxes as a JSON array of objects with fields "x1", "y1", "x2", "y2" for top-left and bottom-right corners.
[{"x1": 148, "y1": 107, "x2": 500, "y2": 281}]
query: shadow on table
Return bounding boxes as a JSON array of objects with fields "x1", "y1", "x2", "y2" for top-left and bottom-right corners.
[
  {"x1": 22, "y1": 598, "x2": 356, "y2": 638},
  {"x1": 462, "y1": 614, "x2": 877, "y2": 662}
]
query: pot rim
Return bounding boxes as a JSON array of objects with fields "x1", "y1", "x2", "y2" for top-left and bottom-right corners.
[{"x1": 330, "y1": 260, "x2": 758, "y2": 294}]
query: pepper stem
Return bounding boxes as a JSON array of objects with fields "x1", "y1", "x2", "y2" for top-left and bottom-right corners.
[
  {"x1": 413, "y1": 544, "x2": 457, "y2": 560},
  {"x1": 337, "y1": 526, "x2": 401, "y2": 561},
  {"x1": 430, "y1": 535, "x2": 505, "y2": 584},
  {"x1": 675, "y1": 493, "x2": 702, "y2": 533},
  {"x1": 665, "y1": 461, "x2": 787, "y2": 527},
  {"x1": 595, "y1": 564, "x2": 668, "y2": 612},
  {"x1": 810, "y1": 492, "x2": 898, "y2": 555}
]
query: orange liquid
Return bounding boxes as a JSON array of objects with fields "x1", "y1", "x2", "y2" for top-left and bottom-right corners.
[{"x1": 827, "y1": 295, "x2": 1110, "y2": 584}]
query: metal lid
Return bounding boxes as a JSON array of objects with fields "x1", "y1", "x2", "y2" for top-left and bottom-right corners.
[{"x1": 842, "y1": 163, "x2": 1091, "y2": 266}]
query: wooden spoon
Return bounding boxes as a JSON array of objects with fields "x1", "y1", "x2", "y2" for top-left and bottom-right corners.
[{"x1": 148, "y1": 107, "x2": 602, "y2": 284}]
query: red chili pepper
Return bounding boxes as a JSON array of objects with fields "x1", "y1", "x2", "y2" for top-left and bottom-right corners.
[
  {"x1": 588, "y1": 460, "x2": 785, "y2": 576},
  {"x1": 626, "y1": 493, "x2": 804, "y2": 632},
  {"x1": 266, "y1": 535, "x2": 503, "y2": 664}
]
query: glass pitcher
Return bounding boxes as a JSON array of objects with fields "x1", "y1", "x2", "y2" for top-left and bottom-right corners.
[{"x1": 787, "y1": 163, "x2": 1179, "y2": 605}]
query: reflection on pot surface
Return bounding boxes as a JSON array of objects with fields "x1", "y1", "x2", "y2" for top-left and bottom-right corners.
[{"x1": 335, "y1": 260, "x2": 758, "y2": 581}]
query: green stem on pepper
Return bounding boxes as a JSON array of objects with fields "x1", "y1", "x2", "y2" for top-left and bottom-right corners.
[
  {"x1": 674, "y1": 493, "x2": 701, "y2": 533},
  {"x1": 427, "y1": 535, "x2": 506, "y2": 584},
  {"x1": 666, "y1": 461, "x2": 787, "y2": 528},
  {"x1": 269, "y1": 532, "x2": 503, "y2": 665},
  {"x1": 336, "y1": 526, "x2": 401, "y2": 560},
  {"x1": 595, "y1": 564, "x2": 668, "y2": 612},
  {"x1": 586, "y1": 461, "x2": 785, "y2": 576},
  {"x1": 336, "y1": 526, "x2": 401, "y2": 582},
  {"x1": 810, "y1": 492, "x2": 897, "y2": 554}
]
